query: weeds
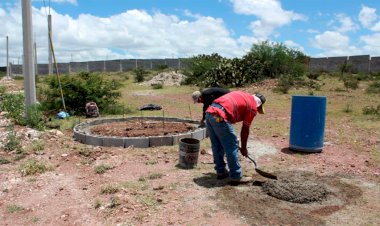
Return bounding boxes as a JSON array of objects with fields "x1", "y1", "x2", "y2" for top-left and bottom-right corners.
[
  {"x1": 0, "y1": 93, "x2": 24, "y2": 124},
  {"x1": 100, "y1": 184, "x2": 120, "y2": 194},
  {"x1": 366, "y1": 81, "x2": 380, "y2": 94},
  {"x1": 147, "y1": 172, "x2": 163, "y2": 180},
  {"x1": 121, "y1": 180, "x2": 148, "y2": 192},
  {"x1": 362, "y1": 105, "x2": 380, "y2": 116},
  {"x1": 19, "y1": 159, "x2": 53, "y2": 176},
  {"x1": 23, "y1": 104, "x2": 45, "y2": 131},
  {"x1": 94, "y1": 164, "x2": 114, "y2": 174},
  {"x1": 4, "y1": 125, "x2": 23, "y2": 154},
  {"x1": 7, "y1": 204, "x2": 24, "y2": 213},
  {"x1": 31, "y1": 140, "x2": 45, "y2": 154},
  {"x1": 343, "y1": 104, "x2": 353, "y2": 113},
  {"x1": 0, "y1": 157, "x2": 11, "y2": 164},
  {"x1": 31, "y1": 216, "x2": 40, "y2": 223},
  {"x1": 94, "y1": 199, "x2": 102, "y2": 209}
]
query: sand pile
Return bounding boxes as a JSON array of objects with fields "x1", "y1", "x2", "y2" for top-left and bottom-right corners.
[{"x1": 142, "y1": 71, "x2": 185, "y2": 86}]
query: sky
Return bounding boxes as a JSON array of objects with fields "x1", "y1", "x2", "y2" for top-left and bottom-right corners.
[{"x1": 1, "y1": 0, "x2": 380, "y2": 66}]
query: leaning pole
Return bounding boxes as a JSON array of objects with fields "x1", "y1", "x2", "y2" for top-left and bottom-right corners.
[{"x1": 21, "y1": 0, "x2": 36, "y2": 107}]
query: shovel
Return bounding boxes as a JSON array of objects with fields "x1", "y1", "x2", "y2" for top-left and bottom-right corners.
[{"x1": 247, "y1": 155, "x2": 277, "y2": 180}]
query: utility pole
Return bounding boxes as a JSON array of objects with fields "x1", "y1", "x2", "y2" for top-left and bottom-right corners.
[
  {"x1": 22, "y1": 0, "x2": 36, "y2": 107},
  {"x1": 6, "y1": 36, "x2": 9, "y2": 78},
  {"x1": 34, "y1": 41, "x2": 38, "y2": 79},
  {"x1": 48, "y1": 14, "x2": 53, "y2": 75}
]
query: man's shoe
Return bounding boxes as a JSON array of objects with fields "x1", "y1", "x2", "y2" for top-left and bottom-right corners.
[
  {"x1": 229, "y1": 176, "x2": 253, "y2": 185},
  {"x1": 216, "y1": 171, "x2": 229, "y2": 180}
]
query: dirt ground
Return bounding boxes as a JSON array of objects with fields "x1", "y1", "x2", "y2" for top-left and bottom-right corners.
[
  {"x1": 90, "y1": 120, "x2": 196, "y2": 137},
  {"x1": 0, "y1": 77, "x2": 380, "y2": 226}
]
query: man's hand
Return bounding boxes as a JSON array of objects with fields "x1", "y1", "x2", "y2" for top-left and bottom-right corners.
[
  {"x1": 199, "y1": 120, "x2": 206, "y2": 127},
  {"x1": 239, "y1": 147, "x2": 248, "y2": 157}
]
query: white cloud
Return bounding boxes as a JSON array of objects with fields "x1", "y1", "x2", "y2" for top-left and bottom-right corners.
[
  {"x1": 284, "y1": 40, "x2": 304, "y2": 52},
  {"x1": 311, "y1": 31, "x2": 363, "y2": 56},
  {"x1": 230, "y1": 0, "x2": 306, "y2": 39},
  {"x1": 335, "y1": 14, "x2": 358, "y2": 33},
  {"x1": 359, "y1": 5, "x2": 377, "y2": 28},
  {"x1": 371, "y1": 21, "x2": 380, "y2": 32},
  {"x1": 0, "y1": 4, "x2": 253, "y2": 65},
  {"x1": 360, "y1": 33, "x2": 380, "y2": 55}
]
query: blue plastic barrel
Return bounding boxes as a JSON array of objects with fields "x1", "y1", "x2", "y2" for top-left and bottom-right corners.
[{"x1": 289, "y1": 96, "x2": 326, "y2": 152}]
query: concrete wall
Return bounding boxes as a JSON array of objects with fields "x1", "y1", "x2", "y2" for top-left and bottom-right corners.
[
  {"x1": 370, "y1": 56, "x2": 380, "y2": 73},
  {"x1": 308, "y1": 55, "x2": 379, "y2": 74},
  {"x1": 308, "y1": 57, "x2": 328, "y2": 73},
  {"x1": 348, "y1": 55, "x2": 370, "y2": 74},
  {"x1": 326, "y1": 56, "x2": 348, "y2": 72},
  {"x1": 7, "y1": 55, "x2": 380, "y2": 76}
]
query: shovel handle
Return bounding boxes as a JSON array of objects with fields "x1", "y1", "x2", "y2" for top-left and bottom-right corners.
[{"x1": 246, "y1": 155, "x2": 258, "y2": 168}]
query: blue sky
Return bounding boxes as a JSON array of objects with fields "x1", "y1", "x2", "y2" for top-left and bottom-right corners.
[{"x1": 1, "y1": 0, "x2": 380, "y2": 66}]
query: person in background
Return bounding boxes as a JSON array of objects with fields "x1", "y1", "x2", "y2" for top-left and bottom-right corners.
[
  {"x1": 192, "y1": 87, "x2": 230, "y2": 126},
  {"x1": 205, "y1": 91, "x2": 266, "y2": 185}
]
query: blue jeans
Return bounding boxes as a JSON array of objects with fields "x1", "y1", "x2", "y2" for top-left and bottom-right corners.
[{"x1": 205, "y1": 109, "x2": 242, "y2": 179}]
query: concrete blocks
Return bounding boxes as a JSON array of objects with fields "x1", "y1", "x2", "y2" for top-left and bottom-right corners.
[{"x1": 73, "y1": 117, "x2": 206, "y2": 148}]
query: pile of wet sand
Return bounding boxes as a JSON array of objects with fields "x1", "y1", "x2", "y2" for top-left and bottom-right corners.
[{"x1": 262, "y1": 177, "x2": 328, "y2": 203}]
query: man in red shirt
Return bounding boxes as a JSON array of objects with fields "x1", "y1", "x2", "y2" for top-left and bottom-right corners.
[{"x1": 205, "y1": 91, "x2": 265, "y2": 185}]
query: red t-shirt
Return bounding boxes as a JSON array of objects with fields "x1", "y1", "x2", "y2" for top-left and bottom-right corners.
[{"x1": 206, "y1": 91, "x2": 258, "y2": 126}]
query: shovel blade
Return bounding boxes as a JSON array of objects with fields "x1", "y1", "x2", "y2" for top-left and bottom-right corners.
[{"x1": 255, "y1": 168, "x2": 277, "y2": 180}]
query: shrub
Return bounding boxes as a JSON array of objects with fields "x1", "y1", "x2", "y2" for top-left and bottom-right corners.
[
  {"x1": 306, "y1": 72, "x2": 320, "y2": 80},
  {"x1": 0, "y1": 93, "x2": 24, "y2": 124},
  {"x1": 4, "y1": 125, "x2": 23, "y2": 153},
  {"x1": 245, "y1": 40, "x2": 307, "y2": 79},
  {"x1": 182, "y1": 53, "x2": 224, "y2": 86},
  {"x1": 343, "y1": 75, "x2": 359, "y2": 90},
  {"x1": 39, "y1": 72, "x2": 122, "y2": 115},
  {"x1": 0, "y1": 85, "x2": 5, "y2": 95},
  {"x1": 366, "y1": 81, "x2": 380, "y2": 94},
  {"x1": 134, "y1": 67, "x2": 148, "y2": 82},
  {"x1": 362, "y1": 105, "x2": 380, "y2": 116},
  {"x1": 22, "y1": 104, "x2": 45, "y2": 131}
]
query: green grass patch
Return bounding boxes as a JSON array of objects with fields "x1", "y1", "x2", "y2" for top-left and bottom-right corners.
[
  {"x1": 7, "y1": 204, "x2": 24, "y2": 213},
  {"x1": 147, "y1": 172, "x2": 163, "y2": 180},
  {"x1": 0, "y1": 157, "x2": 11, "y2": 164},
  {"x1": 121, "y1": 180, "x2": 148, "y2": 192},
  {"x1": 100, "y1": 184, "x2": 120, "y2": 194},
  {"x1": 94, "y1": 164, "x2": 114, "y2": 174},
  {"x1": 18, "y1": 159, "x2": 53, "y2": 176}
]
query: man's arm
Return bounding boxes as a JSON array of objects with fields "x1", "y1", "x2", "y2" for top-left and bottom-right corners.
[{"x1": 239, "y1": 124, "x2": 250, "y2": 157}]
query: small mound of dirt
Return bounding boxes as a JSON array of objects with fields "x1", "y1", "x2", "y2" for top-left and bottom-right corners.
[
  {"x1": 141, "y1": 71, "x2": 185, "y2": 86},
  {"x1": 262, "y1": 177, "x2": 328, "y2": 203},
  {"x1": 90, "y1": 119, "x2": 196, "y2": 137}
]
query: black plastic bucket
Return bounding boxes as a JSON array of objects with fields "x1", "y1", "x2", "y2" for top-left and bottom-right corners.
[{"x1": 178, "y1": 138, "x2": 200, "y2": 169}]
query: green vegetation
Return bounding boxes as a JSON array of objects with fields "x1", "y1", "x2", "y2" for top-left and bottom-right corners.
[
  {"x1": 147, "y1": 172, "x2": 163, "y2": 180},
  {"x1": 100, "y1": 184, "x2": 120, "y2": 194},
  {"x1": 30, "y1": 140, "x2": 45, "y2": 154},
  {"x1": 18, "y1": 159, "x2": 53, "y2": 176},
  {"x1": 366, "y1": 81, "x2": 380, "y2": 94},
  {"x1": 0, "y1": 93, "x2": 25, "y2": 124},
  {"x1": 7, "y1": 204, "x2": 24, "y2": 213},
  {"x1": 39, "y1": 71, "x2": 123, "y2": 115},
  {"x1": 4, "y1": 125, "x2": 23, "y2": 154},
  {"x1": 0, "y1": 157, "x2": 11, "y2": 164},
  {"x1": 182, "y1": 41, "x2": 306, "y2": 89},
  {"x1": 94, "y1": 164, "x2": 114, "y2": 174},
  {"x1": 134, "y1": 67, "x2": 149, "y2": 82}
]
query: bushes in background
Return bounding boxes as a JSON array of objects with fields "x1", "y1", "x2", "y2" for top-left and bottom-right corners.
[{"x1": 39, "y1": 72, "x2": 122, "y2": 115}]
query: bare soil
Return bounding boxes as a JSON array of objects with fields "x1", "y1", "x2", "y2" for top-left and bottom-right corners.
[{"x1": 0, "y1": 77, "x2": 379, "y2": 226}]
